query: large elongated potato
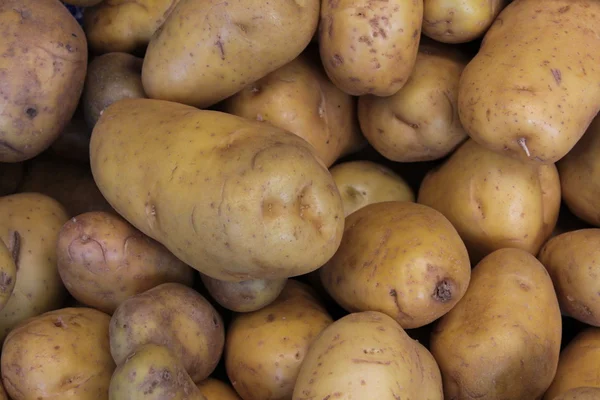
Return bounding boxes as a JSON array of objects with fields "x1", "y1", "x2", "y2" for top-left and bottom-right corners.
[
  {"x1": 90, "y1": 98, "x2": 344, "y2": 281},
  {"x1": 431, "y1": 248, "x2": 562, "y2": 400},
  {"x1": 457, "y1": 0, "x2": 600, "y2": 164},
  {"x1": 0, "y1": 0, "x2": 87, "y2": 162},
  {"x1": 319, "y1": 0, "x2": 423, "y2": 96},
  {"x1": 142, "y1": 0, "x2": 320, "y2": 109}
]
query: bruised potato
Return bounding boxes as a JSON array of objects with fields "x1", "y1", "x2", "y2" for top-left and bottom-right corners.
[
  {"x1": 552, "y1": 388, "x2": 600, "y2": 400},
  {"x1": 0, "y1": 241, "x2": 16, "y2": 311},
  {"x1": 200, "y1": 275, "x2": 287, "y2": 313},
  {"x1": 196, "y1": 379, "x2": 241, "y2": 400},
  {"x1": 57, "y1": 211, "x2": 195, "y2": 314}
]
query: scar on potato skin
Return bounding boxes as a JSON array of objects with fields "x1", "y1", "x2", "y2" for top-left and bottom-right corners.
[
  {"x1": 0, "y1": 272, "x2": 12, "y2": 293},
  {"x1": 551, "y1": 68, "x2": 562, "y2": 85},
  {"x1": 8, "y1": 230, "x2": 20, "y2": 269},
  {"x1": 389, "y1": 289, "x2": 413, "y2": 320},
  {"x1": 433, "y1": 280, "x2": 453, "y2": 302}
]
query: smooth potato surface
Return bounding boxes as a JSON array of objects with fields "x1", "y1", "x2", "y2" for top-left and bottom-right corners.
[
  {"x1": 196, "y1": 379, "x2": 241, "y2": 400},
  {"x1": 200, "y1": 275, "x2": 287, "y2": 313}
]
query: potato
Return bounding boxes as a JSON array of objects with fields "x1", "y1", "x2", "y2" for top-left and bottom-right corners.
[
  {"x1": 83, "y1": 0, "x2": 181, "y2": 55},
  {"x1": 330, "y1": 160, "x2": 415, "y2": 217},
  {"x1": 0, "y1": 240, "x2": 16, "y2": 312},
  {"x1": 0, "y1": 381, "x2": 7, "y2": 400},
  {"x1": 431, "y1": 248, "x2": 562, "y2": 400},
  {"x1": 320, "y1": 201, "x2": 471, "y2": 329},
  {"x1": 293, "y1": 311, "x2": 443, "y2": 400},
  {"x1": 196, "y1": 379, "x2": 241, "y2": 400},
  {"x1": 1, "y1": 307, "x2": 115, "y2": 400},
  {"x1": 222, "y1": 52, "x2": 363, "y2": 167},
  {"x1": 50, "y1": 113, "x2": 92, "y2": 164},
  {"x1": 422, "y1": 0, "x2": 508, "y2": 44},
  {"x1": 358, "y1": 39, "x2": 469, "y2": 162},
  {"x1": 0, "y1": 193, "x2": 69, "y2": 340},
  {"x1": 0, "y1": 0, "x2": 87, "y2": 162},
  {"x1": 558, "y1": 115, "x2": 600, "y2": 227},
  {"x1": 318, "y1": 0, "x2": 423, "y2": 96},
  {"x1": 110, "y1": 283, "x2": 225, "y2": 383},
  {"x1": 142, "y1": 0, "x2": 320, "y2": 109},
  {"x1": 109, "y1": 344, "x2": 207, "y2": 400},
  {"x1": 57, "y1": 211, "x2": 195, "y2": 314},
  {"x1": 0, "y1": 162, "x2": 24, "y2": 196},
  {"x1": 90, "y1": 98, "x2": 344, "y2": 281},
  {"x1": 83, "y1": 52, "x2": 146, "y2": 129},
  {"x1": 552, "y1": 387, "x2": 600, "y2": 400},
  {"x1": 200, "y1": 275, "x2": 287, "y2": 313},
  {"x1": 457, "y1": 0, "x2": 600, "y2": 164},
  {"x1": 418, "y1": 139, "x2": 561, "y2": 263}
]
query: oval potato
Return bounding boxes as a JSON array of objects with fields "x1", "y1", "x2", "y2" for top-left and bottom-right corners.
[
  {"x1": 196, "y1": 378, "x2": 241, "y2": 400},
  {"x1": 201, "y1": 275, "x2": 287, "y2": 313}
]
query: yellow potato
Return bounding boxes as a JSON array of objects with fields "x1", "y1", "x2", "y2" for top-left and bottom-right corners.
[
  {"x1": 457, "y1": 0, "x2": 600, "y2": 164},
  {"x1": 552, "y1": 387, "x2": 600, "y2": 400},
  {"x1": 319, "y1": 0, "x2": 423, "y2": 96},
  {"x1": 196, "y1": 378, "x2": 241, "y2": 400},
  {"x1": 431, "y1": 248, "x2": 562, "y2": 400},
  {"x1": 90, "y1": 98, "x2": 344, "y2": 281},
  {"x1": 0, "y1": 240, "x2": 16, "y2": 312},
  {"x1": 142, "y1": 0, "x2": 320, "y2": 108},
  {"x1": 200, "y1": 275, "x2": 287, "y2": 313},
  {"x1": 293, "y1": 311, "x2": 443, "y2": 400}
]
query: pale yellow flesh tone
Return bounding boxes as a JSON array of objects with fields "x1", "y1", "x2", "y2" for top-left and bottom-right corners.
[{"x1": 196, "y1": 378, "x2": 241, "y2": 400}]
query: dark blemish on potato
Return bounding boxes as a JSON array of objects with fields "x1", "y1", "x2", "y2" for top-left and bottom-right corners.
[
  {"x1": 323, "y1": 396, "x2": 331, "y2": 400},
  {"x1": 558, "y1": 5, "x2": 570, "y2": 13},
  {"x1": 53, "y1": 318, "x2": 66, "y2": 328},
  {"x1": 332, "y1": 54, "x2": 344, "y2": 67},
  {"x1": 551, "y1": 68, "x2": 562, "y2": 85},
  {"x1": 413, "y1": 29, "x2": 419, "y2": 39},
  {"x1": 266, "y1": 313, "x2": 275, "y2": 322},
  {"x1": 65, "y1": 44, "x2": 74, "y2": 53},
  {"x1": 0, "y1": 272, "x2": 12, "y2": 293},
  {"x1": 25, "y1": 107, "x2": 37, "y2": 118},
  {"x1": 215, "y1": 37, "x2": 226, "y2": 60},
  {"x1": 8, "y1": 230, "x2": 20, "y2": 268},
  {"x1": 519, "y1": 282, "x2": 530, "y2": 291},
  {"x1": 433, "y1": 280, "x2": 453, "y2": 302}
]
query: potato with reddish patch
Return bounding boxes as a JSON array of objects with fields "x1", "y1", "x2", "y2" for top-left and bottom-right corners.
[
  {"x1": 0, "y1": 240, "x2": 16, "y2": 312},
  {"x1": 196, "y1": 378, "x2": 241, "y2": 400},
  {"x1": 292, "y1": 311, "x2": 443, "y2": 400},
  {"x1": 225, "y1": 280, "x2": 333, "y2": 400},
  {"x1": 57, "y1": 211, "x2": 195, "y2": 314},
  {"x1": 431, "y1": 248, "x2": 562, "y2": 400},
  {"x1": 1, "y1": 307, "x2": 115, "y2": 400},
  {"x1": 200, "y1": 275, "x2": 287, "y2": 313},
  {"x1": 320, "y1": 201, "x2": 471, "y2": 329},
  {"x1": 552, "y1": 387, "x2": 600, "y2": 400}
]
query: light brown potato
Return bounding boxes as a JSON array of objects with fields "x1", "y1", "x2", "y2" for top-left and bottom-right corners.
[
  {"x1": 83, "y1": 52, "x2": 146, "y2": 129},
  {"x1": 196, "y1": 378, "x2": 241, "y2": 400},
  {"x1": 83, "y1": 0, "x2": 181, "y2": 55},
  {"x1": 319, "y1": 0, "x2": 423, "y2": 96},
  {"x1": 50, "y1": 113, "x2": 93, "y2": 164},
  {"x1": 552, "y1": 387, "x2": 600, "y2": 400},
  {"x1": 544, "y1": 328, "x2": 600, "y2": 399},
  {"x1": 0, "y1": 0, "x2": 87, "y2": 162},
  {"x1": 110, "y1": 283, "x2": 225, "y2": 383},
  {"x1": 0, "y1": 162, "x2": 24, "y2": 196},
  {"x1": 558, "y1": 115, "x2": 600, "y2": 227},
  {"x1": 457, "y1": 0, "x2": 600, "y2": 164},
  {"x1": 418, "y1": 139, "x2": 561, "y2": 263},
  {"x1": 422, "y1": 0, "x2": 509, "y2": 44},
  {"x1": 0, "y1": 193, "x2": 69, "y2": 340},
  {"x1": 330, "y1": 160, "x2": 415, "y2": 217},
  {"x1": 0, "y1": 240, "x2": 16, "y2": 312},
  {"x1": 142, "y1": 0, "x2": 320, "y2": 109},
  {"x1": 226, "y1": 280, "x2": 333, "y2": 400},
  {"x1": 293, "y1": 311, "x2": 443, "y2": 400},
  {"x1": 358, "y1": 40, "x2": 469, "y2": 162},
  {"x1": 1, "y1": 307, "x2": 115, "y2": 400},
  {"x1": 200, "y1": 275, "x2": 287, "y2": 313},
  {"x1": 90, "y1": 98, "x2": 344, "y2": 281},
  {"x1": 57, "y1": 211, "x2": 195, "y2": 314},
  {"x1": 222, "y1": 52, "x2": 364, "y2": 167},
  {"x1": 109, "y1": 344, "x2": 207, "y2": 400},
  {"x1": 431, "y1": 248, "x2": 562, "y2": 400}
]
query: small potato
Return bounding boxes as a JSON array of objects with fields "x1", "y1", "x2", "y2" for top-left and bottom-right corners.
[
  {"x1": 226, "y1": 280, "x2": 333, "y2": 400},
  {"x1": 431, "y1": 248, "x2": 562, "y2": 400},
  {"x1": 50, "y1": 114, "x2": 93, "y2": 164},
  {"x1": 319, "y1": 0, "x2": 423, "y2": 96},
  {"x1": 110, "y1": 283, "x2": 225, "y2": 383},
  {"x1": 320, "y1": 201, "x2": 471, "y2": 329},
  {"x1": 196, "y1": 378, "x2": 241, "y2": 400},
  {"x1": 330, "y1": 160, "x2": 415, "y2": 217},
  {"x1": 0, "y1": 163, "x2": 24, "y2": 196},
  {"x1": 552, "y1": 387, "x2": 600, "y2": 400},
  {"x1": 1, "y1": 307, "x2": 115, "y2": 400},
  {"x1": 293, "y1": 311, "x2": 443, "y2": 400},
  {"x1": 358, "y1": 40, "x2": 469, "y2": 162},
  {"x1": 57, "y1": 211, "x2": 195, "y2": 314},
  {"x1": 83, "y1": 52, "x2": 146, "y2": 129},
  {"x1": 109, "y1": 344, "x2": 207, "y2": 400},
  {"x1": 0, "y1": 240, "x2": 16, "y2": 312},
  {"x1": 200, "y1": 275, "x2": 287, "y2": 313}
]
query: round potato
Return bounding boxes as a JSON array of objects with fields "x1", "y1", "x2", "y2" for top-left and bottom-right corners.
[
  {"x1": 358, "y1": 39, "x2": 469, "y2": 162},
  {"x1": 0, "y1": 0, "x2": 87, "y2": 162},
  {"x1": 200, "y1": 275, "x2": 287, "y2": 313},
  {"x1": 319, "y1": 0, "x2": 423, "y2": 96},
  {"x1": 1, "y1": 307, "x2": 115, "y2": 400},
  {"x1": 552, "y1": 387, "x2": 600, "y2": 400},
  {"x1": 196, "y1": 378, "x2": 241, "y2": 400},
  {"x1": 83, "y1": 52, "x2": 146, "y2": 129},
  {"x1": 57, "y1": 211, "x2": 195, "y2": 314},
  {"x1": 49, "y1": 113, "x2": 92, "y2": 164},
  {"x1": 110, "y1": 283, "x2": 225, "y2": 383},
  {"x1": 0, "y1": 163, "x2": 24, "y2": 196},
  {"x1": 330, "y1": 160, "x2": 415, "y2": 217},
  {"x1": 0, "y1": 240, "x2": 16, "y2": 312}
]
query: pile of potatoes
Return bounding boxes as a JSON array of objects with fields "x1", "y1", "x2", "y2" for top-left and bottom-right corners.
[{"x1": 0, "y1": 0, "x2": 599, "y2": 399}]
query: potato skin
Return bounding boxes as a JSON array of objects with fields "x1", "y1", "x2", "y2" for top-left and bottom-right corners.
[
  {"x1": 0, "y1": 240, "x2": 16, "y2": 311},
  {"x1": 196, "y1": 379, "x2": 241, "y2": 400},
  {"x1": 142, "y1": 0, "x2": 320, "y2": 109},
  {"x1": 0, "y1": 0, "x2": 87, "y2": 162},
  {"x1": 431, "y1": 248, "x2": 562, "y2": 400},
  {"x1": 358, "y1": 40, "x2": 469, "y2": 162},
  {"x1": 57, "y1": 211, "x2": 195, "y2": 314},
  {"x1": 1, "y1": 307, "x2": 115, "y2": 400},
  {"x1": 225, "y1": 280, "x2": 333, "y2": 400},
  {"x1": 321, "y1": 201, "x2": 471, "y2": 329},
  {"x1": 457, "y1": 0, "x2": 600, "y2": 164},
  {"x1": 293, "y1": 311, "x2": 443, "y2": 400},
  {"x1": 110, "y1": 283, "x2": 225, "y2": 383},
  {"x1": 200, "y1": 275, "x2": 287, "y2": 313},
  {"x1": 552, "y1": 387, "x2": 600, "y2": 400},
  {"x1": 319, "y1": 0, "x2": 423, "y2": 96},
  {"x1": 90, "y1": 98, "x2": 344, "y2": 281}
]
